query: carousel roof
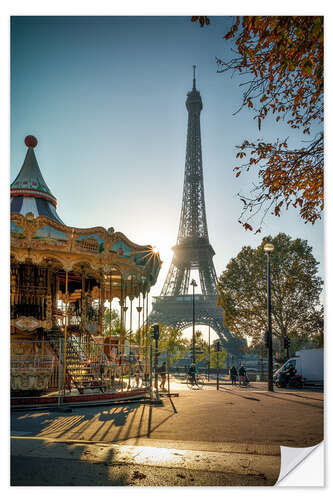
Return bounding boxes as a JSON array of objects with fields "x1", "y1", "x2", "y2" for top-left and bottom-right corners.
[{"x1": 10, "y1": 136, "x2": 64, "y2": 224}]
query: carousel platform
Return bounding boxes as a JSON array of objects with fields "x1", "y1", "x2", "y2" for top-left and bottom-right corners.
[{"x1": 11, "y1": 386, "x2": 151, "y2": 411}]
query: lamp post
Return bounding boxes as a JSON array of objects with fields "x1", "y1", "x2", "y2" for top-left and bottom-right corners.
[
  {"x1": 151, "y1": 324, "x2": 160, "y2": 401},
  {"x1": 190, "y1": 279, "x2": 197, "y2": 364},
  {"x1": 264, "y1": 242, "x2": 274, "y2": 392},
  {"x1": 207, "y1": 320, "x2": 211, "y2": 381}
]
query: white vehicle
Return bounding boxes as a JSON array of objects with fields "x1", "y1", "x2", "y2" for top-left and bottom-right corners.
[{"x1": 274, "y1": 348, "x2": 323, "y2": 385}]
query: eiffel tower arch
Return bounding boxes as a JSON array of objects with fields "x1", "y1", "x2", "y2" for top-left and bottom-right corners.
[{"x1": 150, "y1": 67, "x2": 243, "y2": 357}]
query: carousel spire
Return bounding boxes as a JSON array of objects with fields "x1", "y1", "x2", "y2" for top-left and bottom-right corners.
[{"x1": 10, "y1": 136, "x2": 64, "y2": 224}]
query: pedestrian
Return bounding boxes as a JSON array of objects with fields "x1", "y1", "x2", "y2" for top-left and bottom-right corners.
[
  {"x1": 239, "y1": 363, "x2": 246, "y2": 386},
  {"x1": 230, "y1": 365, "x2": 238, "y2": 386},
  {"x1": 188, "y1": 362, "x2": 197, "y2": 384},
  {"x1": 134, "y1": 361, "x2": 141, "y2": 388},
  {"x1": 159, "y1": 361, "x2": 167, "y2": 391}
]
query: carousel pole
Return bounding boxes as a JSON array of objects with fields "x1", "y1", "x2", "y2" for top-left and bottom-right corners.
[
  {"x1": 120, "y1": 275, "x2": 125, "y2": 347},
  {"x1": 129, "y1": 298, "x2": 133, "y2": 349},
  {"x1": 145, "y1": 289, "x2": 149, "y2": 347},
  {"x1": 145, "y1": 289, "x2": 149, "y2": 386},
  {"x1": 142, "y1": 292, "x2": 145, "y2": 358},
  {"x1": 119, "y1": 276, "x2": 125, "y2": 389},
  {"x1": 63, "y1": 270, "x2": 69, "y2": 396},
  {"x1": 109, "y1": 269, "x2": 112, "y2": 337},
  {"x1": 123, "y1": 299, "x2": 128, "y2": 347},
  {"x1": 136, "y1": 294, "x2": 142, "y2": 347},
  {"x1": 81, "y1": 270, "x2": 85, "y2": 349}
]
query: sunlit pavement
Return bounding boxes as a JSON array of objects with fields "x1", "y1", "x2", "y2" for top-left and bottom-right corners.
[
  {"x1": 163, "y1": 375, "x2": 323, "y2": 394},
  {"x1": 11, "y1": 377, "x2": 323, "y2": 486},
  {"x1": 11, "y1": 436, "x2": 279, "y2": 486}
]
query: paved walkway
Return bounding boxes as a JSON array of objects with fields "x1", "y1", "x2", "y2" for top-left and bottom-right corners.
[
  {"x1": 10, "y1": 379, "x2": 323, "y2": 486},
  {"x1": 11, "y1": 436, "x2": 280, "y2": 486}
]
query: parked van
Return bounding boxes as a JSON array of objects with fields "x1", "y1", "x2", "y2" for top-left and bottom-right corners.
[{"x1": 273, "y1": 348, "x2": 323, "y2": 385}]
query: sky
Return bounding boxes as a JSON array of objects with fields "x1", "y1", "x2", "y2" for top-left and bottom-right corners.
[{"x1": 10, "y1": 15, "x2": 324, "y2": 341}]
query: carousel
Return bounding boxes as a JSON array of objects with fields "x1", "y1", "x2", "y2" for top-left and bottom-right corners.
[{"x1": 10, "y1": 135, "x2": 162, "y2": 404}]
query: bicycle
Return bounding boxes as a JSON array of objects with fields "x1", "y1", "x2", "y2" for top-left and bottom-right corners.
[{"x1": 186, "y1": 373, "x2": 205, "y2": 390}]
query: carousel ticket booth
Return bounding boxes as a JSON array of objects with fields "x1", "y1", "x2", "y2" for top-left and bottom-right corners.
[{"x1": 10, "y1": 136, "x2": 161, "y2": 404}]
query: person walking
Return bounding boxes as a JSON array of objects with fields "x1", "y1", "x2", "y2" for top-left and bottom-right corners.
[
  {"x1": 159, "y1": 361, "x2": 167, "y2": 391},
  {"x1": 230, "y1": 365, "x2": 238, "y2": 386},
  {"x1": 239, "y1": 363, "x2": 247, "y2": 386}
]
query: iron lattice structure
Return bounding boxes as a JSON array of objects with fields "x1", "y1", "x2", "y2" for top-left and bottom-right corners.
[{"x1": 150, "y1": 69, "x2": 243, "y2": 356}]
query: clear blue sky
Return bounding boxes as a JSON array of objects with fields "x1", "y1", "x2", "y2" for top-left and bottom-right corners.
[{"x1": 10, "y1": 16, "x2": 324, "y2": 339}]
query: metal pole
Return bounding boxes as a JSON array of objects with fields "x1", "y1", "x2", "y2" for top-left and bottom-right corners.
[
  {"x1": 154, "y1": 335, "x2": 160, "y2": 401},
  {"x1": 58, "y1": 337, "x2": 63, "y2": 406},
  {"x1": 149, "y1": 344, "x2": 153, "y2": 399},
  {"x1": 137, "y1": 295, "x2": 142, "y2": 346},
  {"x1": 217, "y1": 349, "x2": 220, "y2": 391},
  {"x1": 167, "y1": 351, "x2": 170, "y2": 395},
  {"x1": 208, "y1": 322, "x2": 210, "y2": 381},
  {"x1": 63, "y1": 270, "x2": 68, "y2": 396},
  {"x1": 109, "y1": 270, "x2": 112, "y2": 336},
  {"x1": 192, "y1": 283, "x2": 195, "y2": 364},
  {"x1": 267, "y1": 253, "x2": 274, "y2": 392},
  {"x1": 129, "y1": 297, "x2": 133, "y2": 348}
]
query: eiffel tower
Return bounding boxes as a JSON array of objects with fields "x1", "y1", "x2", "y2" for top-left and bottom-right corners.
[{"x1": 150, "y1": 67, "x2": 242, "y2": 356}]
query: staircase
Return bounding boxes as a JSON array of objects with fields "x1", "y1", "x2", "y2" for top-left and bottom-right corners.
[{"x1": 46, "y1": 329, "x2": 108, "y2": 394}]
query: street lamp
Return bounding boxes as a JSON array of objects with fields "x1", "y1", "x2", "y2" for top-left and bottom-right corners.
[
  {"x1": 264, "y1": 242, "x2": 274, "y2": 392},
  {"x1": 207, "y1": 320, "x2": 211, "y2": 381},
  {"x1": 190, "y1": 279, "x2": 197, "y2": 364}
]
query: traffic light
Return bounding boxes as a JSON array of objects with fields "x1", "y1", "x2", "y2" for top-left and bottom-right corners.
[
  {"x1": 284, "y1": 336, "x2": 290, "y2": 349},
  {"x1": 214, "y1": 341, "x2": 222, "y2": 352},
  {"x1": 151, "y1": 324, "x2": 159, "y2": 340}
]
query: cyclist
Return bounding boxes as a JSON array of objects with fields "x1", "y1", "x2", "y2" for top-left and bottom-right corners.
[{"x1": 188, "y1": 362, "x2": 197, "y2": 385}]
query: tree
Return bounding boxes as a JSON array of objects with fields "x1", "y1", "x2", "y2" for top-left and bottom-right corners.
[
  {"x1": 146, "y1": 323, "x2": 189, "y2": 364},
  {"x1": 209, "y1": 348, "x2": 228, "y2": 370},
  {"x1": 193, "y1": 16, "x2": 323, "y2": 232},
  {"x1": 103, "y1": 308, "x2": 121, "y2": 336},
  {"x1": 217, "y1": 233, "x2": 323, "y2": 355}
]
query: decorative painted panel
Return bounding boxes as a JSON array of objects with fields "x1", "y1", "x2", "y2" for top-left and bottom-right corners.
[
  {"x1": 33, "y1": 225, "x2": 68, "y2": 243},
  {"x1": 11, "y1": 221, "x2": 25, "y2": 239},
  {"x1": 111, "y1": 240, "x2": 131, "y2": 258},
  {"x1": 134, "y1": 251, "x2": 150, "y2": 268},
  {"x1": 76, "y1": 234, "x2": 104, "y2": 253}
]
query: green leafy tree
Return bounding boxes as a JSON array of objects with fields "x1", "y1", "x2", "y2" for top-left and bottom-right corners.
[
  {"x1": 217, "y1": 233, "x2": 323, "y2": 355},
  {"x1": 103, "y1": 308, "x2": 121, "y2": 337},
  {"x1": 191, "y1": 330, "x2": 210, "y2": 362},
  {"x1": 159, "y1": 324, "x2": 189, "y2": 364},
  {"x1": 192, "y1": 16, "x2": 323, "y2": 231},
  {"x1": 209, "y1": 348, "x2": 228, "y2": 369},
  {"x1": 140, "y1": 323, "x2": 188, "y2": 364}
]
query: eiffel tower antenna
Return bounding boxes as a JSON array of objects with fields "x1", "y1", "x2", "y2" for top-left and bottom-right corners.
[{"x1": 149, "y1": 69, "x2": 242, "y2": 356}]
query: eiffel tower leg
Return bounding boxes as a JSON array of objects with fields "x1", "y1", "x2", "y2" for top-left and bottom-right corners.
[{"x1": 198, "y1": 260, "x2": 217, "y2": 296}]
